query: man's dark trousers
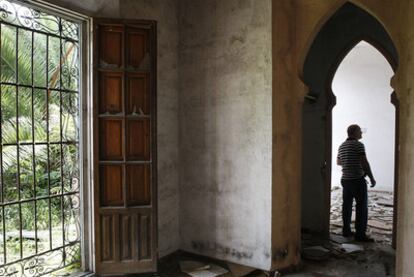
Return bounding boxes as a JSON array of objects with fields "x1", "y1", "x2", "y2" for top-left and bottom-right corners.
[{"x1": 341, "y1": 177, "x2": 367, "y2": 237}]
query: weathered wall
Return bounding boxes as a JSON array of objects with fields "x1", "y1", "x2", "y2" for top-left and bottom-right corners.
[
  {"x1": 274, "y1": 0, "x2": 414, "y2": 275},
  {"x1": 390, "y1": 2, "x2": 414, "y2": 276},
  {"x1": 177, "y1": 0, "x2": 272, "y2": 270},
  {"x1": 43, "y1": 0, "x2": 180, "y2": 258},
  {"x1": 271, "y1": 0, "x2": 303, "y2": 270}
]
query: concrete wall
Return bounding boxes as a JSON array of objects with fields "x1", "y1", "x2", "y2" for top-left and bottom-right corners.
[
  {"x1": 331, "y1": 41, "x2": 395, "y2": 191},
  {"x1": 43, "y1": 0, "x2": 180, "y2": 258},
  {"x1": 177, "y1": 0, "x2": 272, "y2": 270},
  {"x1": 274, "y1": 0, "x2": 414, "y2": 275}
]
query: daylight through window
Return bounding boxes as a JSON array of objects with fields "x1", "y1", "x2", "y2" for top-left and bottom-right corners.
[{"x1": 0, "y1": 0, "x2": 81, "y2": 275}]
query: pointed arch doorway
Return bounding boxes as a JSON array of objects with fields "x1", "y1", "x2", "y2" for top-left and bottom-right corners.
[{"x1": 300, "y1": 2, "x2": 399, "y2": 247}]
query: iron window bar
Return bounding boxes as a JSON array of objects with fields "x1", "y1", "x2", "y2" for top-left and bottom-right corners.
[{"x1": 0, "y1": 0, "x2": 81, "y2": 275}]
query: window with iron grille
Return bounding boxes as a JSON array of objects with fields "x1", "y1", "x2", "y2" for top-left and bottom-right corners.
[{"x1": 0, "y1": 0, "x2": 81, "y2": 275}]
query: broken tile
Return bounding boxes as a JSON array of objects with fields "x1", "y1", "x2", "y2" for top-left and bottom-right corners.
[
  {"x1": 341, "y1": 243, "x2": 364, "y2": 253},
  {"x1": 368, "y1": 219, "x2": 392, "y2": 231},
  {"x1": 331, "y1": 189, "x2": 394, "y2": 244},
  {"x1": 302, "y1": 246, "x2": 331, "y2": 261},
  {"x1": 330, "y1": 234, "x2": 353, "y2": 244},
  {"x1": 377, "y1": 199, "x2": 394, "y2": 207},
  {"x1": 180, "y1": 261, "x2": 228, "y2": 277},
  {"x1": 227, "y1": 262, "x2": 256, "y2": 277}
]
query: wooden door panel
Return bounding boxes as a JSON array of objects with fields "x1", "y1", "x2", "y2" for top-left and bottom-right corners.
[
  {"x1": 101, "y1": 214, "x2": 116, "y2": 261},
  {"x1": 126, "y1": 119, "x2": 150, "y2": 160},
  {"x1": 126, "y1": 165, "x2": 151, "y2": 206},
  {"x1": 100, "y1": 165, "x2": 123, "y2": 206},
  {"x1": 99, "y1": 25, "x2": 123, "y2": 67},
  {"x1": 126, "y1": 28, "x2": 149, "y2": 68},
  {"x1": 99, "y1": 71, "x2": 123, "y2": 114},
  {"x1": 138, "y1": 213, "x2": 152, "y2": 259},
  {"x1": 99, "y1": 119, "x2": 123, "y2": 160},
  {"x1": 120, "y1": 214, "x2": 134, "y2": 260},
  {"x1": 126, "y1": 73, "x2": 150, "y2": 115},
  {"x1": 94, "y1": 19, "x2": 157, "y2": 275},
  {"x1": 97, "y1": 211, "x2": 154, "y2": 274}
]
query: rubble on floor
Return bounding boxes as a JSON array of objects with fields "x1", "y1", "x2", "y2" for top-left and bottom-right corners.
[
  {"x1": 291, "y1": 187, "x2": 396, "y2": 276},
  {"x1": 302, "y1": 246, "x2": 331, "y2": 261},
  {"x1": 154, "y1": 187, "x2": 396, "y2": 276},
  {"x1": 330, "y1": 186, "x2": 394, "y2": 244},
  {"x1": 293, "y1": 233, "x2": 395, "y2": 277},
  {"x1": 180, "y1": 260, "x2": 229, "y2": 277},
  {"x1": 227, "y1": 262, "x2": 256, "y2": 277},
  {"x1": 340, "y1": 243, "x2": 364, "y2": 253}
]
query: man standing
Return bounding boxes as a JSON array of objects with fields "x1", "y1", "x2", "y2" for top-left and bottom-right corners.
[{"x1": 337, "y1": 124, "x2": 376, "y2": 242}]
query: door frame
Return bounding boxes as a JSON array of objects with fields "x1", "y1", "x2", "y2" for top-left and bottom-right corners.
[
  {"x1": 92, "y1": 18, "x2": 158, "y2": 275},
  {"x1": 324, "y1": 36, "x2": 399, "y2": 247}
]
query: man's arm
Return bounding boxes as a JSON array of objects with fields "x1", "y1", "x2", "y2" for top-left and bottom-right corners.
[
  {"x1": 337, "y1": 157, "x2": 342, "y2": 166},
  {"x1": 360, "y1": 155, "x2": 376, "y2": 187}
]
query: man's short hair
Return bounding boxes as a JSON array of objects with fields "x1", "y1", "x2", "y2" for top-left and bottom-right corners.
[{"x1": 347, "y1": 124, "x2": 361, "y2": 137}]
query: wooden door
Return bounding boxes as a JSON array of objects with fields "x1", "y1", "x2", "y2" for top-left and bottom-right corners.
[{"x1": 93, "y1": 19, "x2": 157, "y2": 275}]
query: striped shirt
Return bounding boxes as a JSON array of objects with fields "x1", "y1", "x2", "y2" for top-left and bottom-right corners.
[{"x1": 337, "y1": 138, "x2": 366, "y2": 180}]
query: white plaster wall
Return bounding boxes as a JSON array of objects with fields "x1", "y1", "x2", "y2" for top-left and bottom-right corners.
[
  {"x1": 178, "y1": 0, "x2": 272, "y2": 270},
  {"x1": 331, "y1": 41, "x2": 395, "y2": 191}
]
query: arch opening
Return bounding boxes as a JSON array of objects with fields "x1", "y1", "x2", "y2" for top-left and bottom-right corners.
[
  {"x1": 330, "y1": 40, "x2": 396, "y2": 244},
  {"x1": 300, "y1": 1, "x2": 399, "y2": 249}
]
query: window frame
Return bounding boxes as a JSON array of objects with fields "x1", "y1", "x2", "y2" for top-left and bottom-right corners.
[{"x1": 1, "y1": 0, "x2": 94, "y2": 275}]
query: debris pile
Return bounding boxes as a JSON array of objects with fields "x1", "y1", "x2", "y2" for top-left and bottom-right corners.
[{"x1": 330, "y1": 186, "x2": 394, "y2": 243}]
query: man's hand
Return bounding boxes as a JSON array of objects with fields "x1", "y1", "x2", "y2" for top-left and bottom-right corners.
[
  {"x1": 370, "y1": 178, "x2": 376, "y2": 188},
  {"x1": 361, "y1": 155, "x2": 375, "y2": 187}
]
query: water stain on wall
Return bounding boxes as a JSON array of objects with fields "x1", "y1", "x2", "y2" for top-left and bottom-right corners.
[{"x1": 191, "y1": 240, "x2": 254, "y2": 260}]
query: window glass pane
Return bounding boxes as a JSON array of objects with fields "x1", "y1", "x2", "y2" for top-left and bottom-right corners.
[
  {"x1": 33, "y1": 33, "x2": 47, "y2": 87},
  {"x1": 17, "y1": 29, "x2": 32, "y2": 86},
  {"x1": 62, "y1": 41, "x2": 79, "y2": 91},
  {"x1": 62, "y1": 92, "x2": 78, "y2": 141},
  {"x1": 34, "y1": 144, "x2": 48, "y2": 197},
  {"x1": 33, "y1": 89, "x2": 47, "y2": 142},
  {"x1": 1, "y1": 85, "x2": 17, "y2": 144},
  {"x1": 62, "y1": 18, "x2": 79, "y2": 41},
  {"x1": 51, "y1": 197, "x2": 63, "y2": 248},
  {"x1": 18, "y1": 87, "x2": 33, "y2": 143},
  {"x1": 19, "y1": 145, "x2": 34, "y2": 200},
  {"x1": 21, "y1": 201, "x2": 36, "y2": 258},
  {"x1": 63, "y1": 144, "x2": 79, "y2": 193},
  {"x1": 64, "y1": 194, "x2": 80, "y2": 243},
  {"x1": 49, "y1": 144, "x2": 61, "y2": 195},
  {"x1": 1, "y1": 24, "x2": 17, "y2": 83},
  {"x1": 36, "y1": 198, "x2": 50, "y2": 253},
  {"x1": 48, "y1": 90, "x2": 60, "y2": 142},
  {"x1": 2, "y1": 145, "x2": 18, "y2": 203},
  {"x1": 4, "y1": 204, "x2": 21, "y2": 262},
  {"x1": 48, "y1": 36, "x2": 60, "y2": 89}
]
